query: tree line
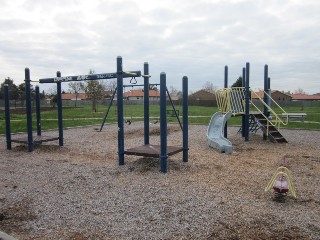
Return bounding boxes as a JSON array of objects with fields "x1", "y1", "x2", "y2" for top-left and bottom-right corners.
[{"x1": 0, "y1": 77, "x2": 46, "y2": 107}]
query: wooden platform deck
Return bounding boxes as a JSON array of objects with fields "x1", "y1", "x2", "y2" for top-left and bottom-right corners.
[
  {"x1": 124, "y1": 144, "x2": 184, "y2": 158},
  {"x1": 11, "y1": 135, "x2": 60, "y2": 144}
]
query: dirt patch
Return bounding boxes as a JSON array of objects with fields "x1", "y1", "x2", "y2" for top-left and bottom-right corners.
[
  {"x1": 0, "y1": 198, "x2": 36, "y2": 235},
  {"x1": 0, "y1": 125, "x2": 319, "y2": 239}
]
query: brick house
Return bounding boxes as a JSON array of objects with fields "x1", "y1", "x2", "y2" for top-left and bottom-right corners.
[
  {"x1": 290, "y1": 94, "x2": 320, "y2": 101},
  {"x1": 251, "y1": 90, "x2": 292, "y2": 101},
  {"x1": 188, "y1": 89, "x2": 216, "y2": 100},
  {"x1": 123, "y1": 89, "x2": 160, "y2": 101},
  {"x1": 61, "y1": 93, "x2": 88, "y2": 100}
]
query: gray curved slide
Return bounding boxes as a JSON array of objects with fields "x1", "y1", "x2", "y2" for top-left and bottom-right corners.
[{"x1": 207, "y1": 111, "x2": 233, "y2": 153}]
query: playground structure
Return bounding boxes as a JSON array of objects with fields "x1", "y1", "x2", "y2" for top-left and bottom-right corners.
[
  {"x1": 3, "y1": 56, "x2": 189, "y2": 173},
  {"x1": 207, "y1": 63, "x2": 289, "y2": 153}
]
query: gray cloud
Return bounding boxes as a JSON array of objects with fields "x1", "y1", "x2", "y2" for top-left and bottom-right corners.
[{"x1": 0, "y1": 0, "x2": 319, "y2": 94}]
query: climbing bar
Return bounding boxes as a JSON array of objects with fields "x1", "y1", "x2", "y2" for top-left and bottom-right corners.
[{"x1": 39, "y1": 71, "x2": 142, "y2": 83}]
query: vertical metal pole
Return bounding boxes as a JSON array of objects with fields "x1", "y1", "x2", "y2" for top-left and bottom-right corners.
[
  {"x1": 245, "y1": 63, "x2": 250, "y2": 141},
  {"x1": 56, "y1": 71, "x2": 63, "y2": 146},
  {"x1": 4, "y1": 84, "x2": 12, "y2": 150},
  {"x1": 143, "y1": 62, "x2": 149, "y2": 145},
  {"x1": 268, "y1": 77, "x2": 271, "y2": 107},
  {"x1": 263, "y1": 65, "x2": 269, "y2": 140},
  {"x1": 117, "y1": 56, "x2": 125, "y2": 165},
  {"x1": 224, "y1": 65, "x2": 228, "y2": 138},
  {"x1": 242, "y1": 67, "x2": 246, "y2": 137},
  {"x1": 182, "y1": 76, "x2": 188, "y2": 162},
  {"x1": 35, "y1": 85, "x2": 41, "y2": 136},
  {"x1": 160, "y1": 72, "x2": 167, "y2": 173},
  {"x1": 25, "y1": 68, "x2": 33, "y2": 152},
  {"x1": 263, "y1": 64, "x2": 269, "y2": 115}
]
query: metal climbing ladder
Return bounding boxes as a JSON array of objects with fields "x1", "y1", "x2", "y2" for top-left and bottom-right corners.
[{"x1": 250, "y1": 113, "x2": 287, "y2": 143}]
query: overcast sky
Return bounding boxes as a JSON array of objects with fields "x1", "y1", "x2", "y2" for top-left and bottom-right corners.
[{"x1": 1, "y1": 0, "x2": 319, "y2": 94}]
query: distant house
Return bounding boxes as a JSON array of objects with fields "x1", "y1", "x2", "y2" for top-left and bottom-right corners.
[
  {"x1": 61, "y1": 93, "x2": 88, "y2": 100},
  {"x1": 188, "y1": 89, "x2": 216, "y2": 106},
  {"x1": 251, "y1": 90, "x2": 292, "y2": 101},
  {"x1": 188, "y1": 89, "x2": 215, "y2": 101},
  {"x1": 289, "y1": 94, "x2": 320, "y2": 101},
  {"x1": 123, "y1": 89, "x2": 160, "y2": 101}
]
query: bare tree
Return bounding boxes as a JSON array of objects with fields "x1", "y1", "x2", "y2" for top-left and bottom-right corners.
[
  {"x1": 82, "y1": 69, "x2": 105, "y2": 112},
  {"x1": 294, "y1": 88, "x2": 306, "y2": 94},
  {"x1": 104, "y1": 79, "x2": 117, "y2": 92},
  {"x1": 169, "y1": 86, "x2": 178, "y2": 95},
  {"x1": 68, "y1": 82, "x2": 84, "y2": 108},
  {"x1": 168, "y1": 85, "x2": 182, "y2": 99},
  {"x1": 47, "y1": 86, "x2": 57, "y2": 108},
  {"x1": 202, "y1": 81, "x2": 217, "y2": 93}
]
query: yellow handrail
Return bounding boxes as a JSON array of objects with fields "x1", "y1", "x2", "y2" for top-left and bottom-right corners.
[{"x1": 250, "y1": 90, "x2": 288, "y2": 129}]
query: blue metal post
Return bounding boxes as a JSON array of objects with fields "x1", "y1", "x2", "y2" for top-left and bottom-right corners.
[
  {"x1": 268, "y1": 77, "x2": 271, "y2": 107},
  {"x1": 182, "y1": 76, "x2": 188, "y2": 162},
  {"x1": 144, "y1": 62, "x2": 149, "y2": 145},
  {"x1": 263, "y1": 65, "x2": 269, "y2": 115},
  {"x1": 56, "y1": 71, "x2": 63, "y2": 146},
  {"x1": 4, "y1": 84, "x2": 12, "y2": 150},
  {"x1": 244, "y1": 63, "x2": 250, "y2": 141},
  {"x1": 241, "y1": 67, "x2": 246, "y2": 137},
  {"x1": 160, "y1": 72, "x2": 167, "y2": 173},
  {"x1": 224, "y1": 65, "x2": 228, "y2": 138},
  {"x1": 35, "y1": 85, "x2": 41, "y2": 136},
  {"x1": 25, "y1": 68, "x2": 33, "y2": 152},
  {"x1": 263, "y1": 65, "x2": 269, "y2": 140},
  {"x1": 117, "y1": 56, "x2": 125, "y2": 165}
]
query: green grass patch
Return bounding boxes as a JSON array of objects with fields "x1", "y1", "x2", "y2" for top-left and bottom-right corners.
[{"x1": 1, "y1": 104, "x2": 319, "y2": 134}]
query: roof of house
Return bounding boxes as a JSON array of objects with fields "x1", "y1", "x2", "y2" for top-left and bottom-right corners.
[
  {"x1": 61, "y1": 93, "x2": 88, "y2": 100},
  {"x1": 189, "y1": 89, "x2": 215, "y2": 100},
  {"x1": 289, "y1": 94, "x2": 320, "y2": 100},
  {"x1": 123, "y1": 89, "x2": 160, "y2": 97},
  {"x1": 251, "y1": 90, "x2": 292, "y2": 99}
]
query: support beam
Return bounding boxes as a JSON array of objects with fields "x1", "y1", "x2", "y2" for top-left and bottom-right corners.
[
  {"x1": 144, "y1": 62, "x2": 150, "y2": 145},
  {"x1": 4, "y1": 84, "x2": 11, "y2": 150},
  {"x1": 263, "y1": 65, "x2": 269, "y2": 140},
  {"x1": 117, "y1": 56, "x2": 125, "y2": 165},
  {"x1": 57, "y1": 71, "x2": 63, "y2": 146},
  {"x1": 242, "y1": 67, "x2": 246, "y2": 138},
  {"x1": 244, "y1": 63, "x2": 250, "y2": 141},
  {"x1": 160, "y1": 72, "x2": 168, "y2": 173},
  {"x1": 35, "y1": 86, "x2": 41, "y2": 136},
  {"x1": 25, "y1": 68, "x2": 33, "y2": 152},
  {"x1": 182, "y1": 76, "x2": 188, "y2": 162},
  {"x1": 224, "y1": 65, "x2": 228, "y2": 138}
]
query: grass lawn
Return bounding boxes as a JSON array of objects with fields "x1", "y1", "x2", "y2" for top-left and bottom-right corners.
[{"x1": 0, "y1": 104, "x2": 319, "y2": 134}]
